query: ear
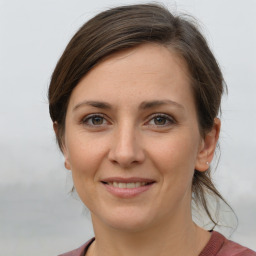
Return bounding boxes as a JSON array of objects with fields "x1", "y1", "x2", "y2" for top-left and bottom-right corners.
[
  {"x1": 53, "y1": 121, "x2": 71, "y2": 170},
  {"x1": 195, "y1": 118, "x2": 221, "y2": 172},
  {"x1": 53, "y1": 121, "x2": 58, "y2": 135}
]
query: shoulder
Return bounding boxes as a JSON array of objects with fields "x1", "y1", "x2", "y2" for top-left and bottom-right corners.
[
  {"x1": 58, "y1": 238, "x2": 95, "y2": 256},
  {"x1": 219, "y1": 236, "x2": 256, "y2": 256},
  {"x1": 200, "y1": 231, "x2": 256, "y2": 256}
]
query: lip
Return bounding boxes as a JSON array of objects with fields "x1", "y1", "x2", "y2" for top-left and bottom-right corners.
[
  {"x1": 101, "y1": 177, "x2": 156, "y2": 198},
  {"x1": 101, "y1": 177, "x2": 155, "y2": 183}
]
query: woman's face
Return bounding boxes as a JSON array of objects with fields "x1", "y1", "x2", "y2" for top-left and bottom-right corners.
[{"x1": 63, "y1": 44, "x2": 209, "y2": 231}]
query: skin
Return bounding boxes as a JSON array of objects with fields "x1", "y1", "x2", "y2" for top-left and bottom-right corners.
[{"x1": 58, "y1": 43, "x2": 220, "y2": 256}]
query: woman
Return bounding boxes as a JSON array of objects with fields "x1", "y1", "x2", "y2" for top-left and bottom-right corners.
[{"x1": 48, "y1": 3, "x2": 256, "y2": 256}]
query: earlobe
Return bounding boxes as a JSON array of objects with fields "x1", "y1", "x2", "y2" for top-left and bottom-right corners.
[
  {"x1": 53, "y1": 121, "x2": 58, "y2": 135},
  {"x1": 64, "y1": 160, "x2": 71, "y2": 170},
  {"x1": 53, "y1": 122, "x2": 71, "y2": 170},
  {"x1": 63, "y1": 145, "x2": 72, "y2": 171},
  {"x1": 63, "y1": 147, "x2": 72, "y2": 170},
  {"x1": 195, "y1": 118, "x2": 221, "y2": 172}
]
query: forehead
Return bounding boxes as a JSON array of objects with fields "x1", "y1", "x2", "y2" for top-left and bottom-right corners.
[
  {"x1": 68, "y1": 43, "x2": 194, "y2": 110},
  {"x1": 91, "y1": 43, "x2": 190, "y2": 85}
]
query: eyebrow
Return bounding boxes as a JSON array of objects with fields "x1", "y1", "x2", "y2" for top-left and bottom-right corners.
[
  {"x1": 139, "y1": 100, "x2": 184, "y2": 110},
  {"x1": 73, "y1": 99, "x2": 184, "y2": 112},
  {"x1": 73, "y1": 101, "x2": 112, "y2": 111}
]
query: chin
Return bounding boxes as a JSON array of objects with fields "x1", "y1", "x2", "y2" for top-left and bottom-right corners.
[
  {"x1": 94, "y1": 207, "x2": 155, "y2": 233},
  {"x1": 109, "y1": 218, "x2": 152, "y2": 233}
]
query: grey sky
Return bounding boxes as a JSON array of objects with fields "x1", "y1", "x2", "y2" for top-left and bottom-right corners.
[{"x1": 0, "y1": 0, "x2": 255, "y2": 255}]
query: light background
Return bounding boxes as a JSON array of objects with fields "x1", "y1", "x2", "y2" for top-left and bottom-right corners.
[{"x1": 0, "y1": 0, "x2": 255, "y2": 255}]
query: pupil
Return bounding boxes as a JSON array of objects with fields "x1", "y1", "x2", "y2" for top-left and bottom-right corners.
[
  {"x1": 155, "y1": 117, "x2": 166, "y2": 125},
  {"x1": 92, "y1": 117, "x2": 103, "y2": 125}
]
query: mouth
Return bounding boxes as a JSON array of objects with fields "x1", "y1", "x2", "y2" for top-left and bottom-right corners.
[
  {"x1": 100, "y1": 177, "x2": 156, "y2": 198},
  {"x1": 101, "y1": 181, "x2": 155, "y2": 188}
]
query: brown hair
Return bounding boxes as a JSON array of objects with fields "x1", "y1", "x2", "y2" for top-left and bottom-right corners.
[{"x1": 48, "y1": 3, "x2": 231, "y2": 227}]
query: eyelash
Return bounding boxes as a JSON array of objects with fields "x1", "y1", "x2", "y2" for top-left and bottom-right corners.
[
  {"x1": 81, "y1": 114, "x2": 109, "y2": 127},
  {"x1": 80, "y1": 113, "x2": 176, "y2": 128},
  {"x1": 146, "y1": 113, "x2": 176, "y2": 127}
]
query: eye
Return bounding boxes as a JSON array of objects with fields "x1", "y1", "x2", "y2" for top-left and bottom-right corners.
[
  {"x1": 81, "y1": 114, "x2": 108, "y2": 127},
  {"x1": 147, "y1": 114, "x2": 175, "y2": 127}
]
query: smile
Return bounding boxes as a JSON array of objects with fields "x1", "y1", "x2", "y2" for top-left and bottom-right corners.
[
  {"x1": 101, "y1": 178, "x2": 155, "y2": 198},
  {"x1": 104, "y1": 181, "x2": 153, "y2": 188}
]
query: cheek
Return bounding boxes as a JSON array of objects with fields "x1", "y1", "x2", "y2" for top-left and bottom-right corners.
[
  {"x1": 65, "y1": 131, "x2": 108, "y2": 180},
  {"x1": 65, "y1": 132, "x2": 110, "y2": 206},
  {"x1": 148, "y1": 132, "x2": 199, "y2": 181}
]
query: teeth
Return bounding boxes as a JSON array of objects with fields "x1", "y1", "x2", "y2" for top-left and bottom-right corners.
[
  {"x1": 119, "y1": 183, "x2": 126, "y2": 188},
  {"x1": 110, "y1": 182, "x2": 147, "y2": 188},
  {"x1": 127, "y1": 183, "x2": 135, "y2": 188}
]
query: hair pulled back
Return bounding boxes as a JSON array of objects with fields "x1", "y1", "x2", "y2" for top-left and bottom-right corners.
[{"x1": 48, "y1": 3, "x2": 229, "y2": 227}]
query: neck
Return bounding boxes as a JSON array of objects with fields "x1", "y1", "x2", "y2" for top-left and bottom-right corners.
[{"x1": 88, "y1": 211, "x2": 211, "y2": 256}]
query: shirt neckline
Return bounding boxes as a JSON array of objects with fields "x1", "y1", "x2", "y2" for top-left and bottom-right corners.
[{"x1": 83, "y1": 231, "x2": 226, "y2": 256}]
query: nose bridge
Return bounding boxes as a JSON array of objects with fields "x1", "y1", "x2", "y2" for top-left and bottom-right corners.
[
  {"x1": 108, "y1": 119, "x2": 144, "y2": 167},
  {"x1": 117, "y1": 121, "x2": 136, "y2": 151}
]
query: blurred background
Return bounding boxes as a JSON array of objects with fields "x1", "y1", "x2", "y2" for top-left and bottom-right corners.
[{"x1": 0, "y1": 0, "x2": 255, "y2": 255}]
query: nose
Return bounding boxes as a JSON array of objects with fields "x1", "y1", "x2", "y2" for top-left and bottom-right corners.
[{"x1": 108, "y1": 124, "x2": 145, "y2": 168}]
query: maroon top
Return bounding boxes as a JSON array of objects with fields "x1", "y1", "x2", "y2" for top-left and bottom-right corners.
[{"x1": 58, "y1": 231, "x2": 256, "y2": 256}]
